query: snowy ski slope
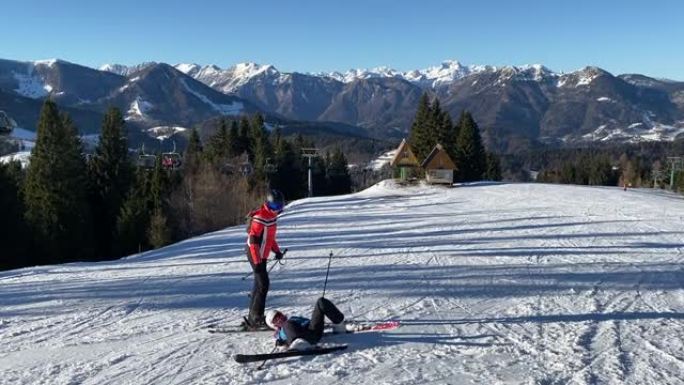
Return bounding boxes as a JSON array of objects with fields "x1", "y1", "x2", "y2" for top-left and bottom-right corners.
[{"x1": 1, "y1": 181, "x2": 684, "y2": 384}]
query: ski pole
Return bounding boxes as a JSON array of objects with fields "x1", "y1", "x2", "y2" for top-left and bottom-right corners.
[
  {"x1": 268, "y1": 258, "x2": 284, "y2": 273},
  {"x1": 256, "y1": 342, "x2": 279, "y2": 371},
  {"x1": 321, "y1": 251, "x2": 334, "y2": 298},
  {"x1": 241, "y1": 249, "x2": 287, "y2": 281}
]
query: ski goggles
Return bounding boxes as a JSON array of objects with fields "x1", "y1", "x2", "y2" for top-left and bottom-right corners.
[{"x1": 267, "y1": 201, "x2": 284, "y2": 212}]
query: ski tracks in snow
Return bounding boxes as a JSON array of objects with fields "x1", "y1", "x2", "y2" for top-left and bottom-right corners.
[{"x1": 3, "y1": 182, "x2": 684, "y2": 384}]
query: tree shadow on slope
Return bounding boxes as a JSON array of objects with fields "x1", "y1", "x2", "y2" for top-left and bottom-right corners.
[
  {"x1": 374, "y1": 312, "x2": 684, "y2": 326},
  {"x1": 7, "y1": 257, "x2": 680, "y2": 317},
  {"x1": 326, "y1": 310, "x2": 684, "y2": 352},
  {"x1": 0, "y1": 270, "x2": 251, "y2": 317},
  {"x1": 273, "y1": 261, "x2": 684, "y2": 301},
  {"x1": 325, "y1": 329, "x2": 509, "y2": 350}
]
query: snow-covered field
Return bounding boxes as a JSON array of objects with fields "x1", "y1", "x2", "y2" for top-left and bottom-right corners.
[{"x1": 1, "y1": 181, "x2": 684, "y2": 384}]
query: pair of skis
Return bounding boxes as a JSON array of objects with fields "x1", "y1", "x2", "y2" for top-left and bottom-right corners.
[
  {"x1": 208, "y1": 319, "x2": 399, "y2": 335},
  {"x1": 225, "y1": 320, "x2": 400, "y2": 363}
]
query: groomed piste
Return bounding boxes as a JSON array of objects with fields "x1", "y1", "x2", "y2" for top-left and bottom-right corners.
[{"x1": 1, "y1": 181, "x2": 683, "y2": 384}]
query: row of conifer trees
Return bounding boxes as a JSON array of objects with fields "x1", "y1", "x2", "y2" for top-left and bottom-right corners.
[{"x1": 0, "y1": 100, "x2": 352, "y2": 270}]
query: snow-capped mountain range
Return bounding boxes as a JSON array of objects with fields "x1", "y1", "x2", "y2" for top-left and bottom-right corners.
[
  {"x1": 102, "y1": 60, "x2": 540, "y2": 92},
  {"x1": 152, "y1": 59, "x2": 683, "y2": 149},
  {"x1": 1, "y1": 57, "x2": 683, "y2": 151}
]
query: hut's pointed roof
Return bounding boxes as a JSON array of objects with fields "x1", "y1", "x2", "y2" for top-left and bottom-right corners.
[
  {"x1": 390, "y1": 139, "x2": 420, "y2": 167},
  {"x1": 420, "y1": 143, "x2": 456, "y2": 169}
]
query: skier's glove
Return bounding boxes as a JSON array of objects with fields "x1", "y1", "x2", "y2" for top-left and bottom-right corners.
[{"x1": 274, "y1": 251, "x2": 284, "y2": 261}]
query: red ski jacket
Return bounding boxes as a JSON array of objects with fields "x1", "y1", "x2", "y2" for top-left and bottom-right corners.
[{"x1": 246, "y1": 204, "x2": 282, "y2": 264}]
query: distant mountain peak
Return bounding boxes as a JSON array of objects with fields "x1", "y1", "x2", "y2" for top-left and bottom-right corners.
[
  {"x1": 34, "y1": 58, "x2": 63, "y2": 67},
  {"x1": 174, "y1": 63, "x2": 201, "y2": 75},
  {"x1": 231, "y1": 62, "x2": 279, "y2": 77},
  {"x1": 99, "y1": 62, "x2": 157, "y2": 76}
]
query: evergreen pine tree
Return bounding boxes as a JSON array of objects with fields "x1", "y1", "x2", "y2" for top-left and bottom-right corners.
[
  {"x1": 409, "y1": 93, "x2": 434, "y2": 161},
  {"x1": 272, "y1": 126, "x2": 282, "y2": 149},
  {"x1": 150, "y1": 155, "x2": 170, "y2": 212},
  {"x1": 0, "y1": 161, "x2": 30, "y2": 269},
  {"x1": 24, "y1": 100, "x2": 94, "y2": 263},
  {"x1": 88, "y1": 107, "x2": 133, "y2": 259},
  {"x1": 115, "y1": 170, "x2": 151, "y2": 256},
  {"x1": 249, "y1": 114, "x2": 274, "y2": 182},
  {"x1": 206, "y1": 119, "x2": 228, "y2": 163},
  {"x1": 326, "y1": 148, "x2": 352, "y2": 195},
  {"x1": 228, "y1": 120, "x2": 240, "y2": 157},
  {"x1": 142, "y1": 156, "x2": 173, "y2": 248},
  {"x1": 148, "y1": 208, "x2": 171, "y2": 249},
  {"x1": 238, "y1": 116, "x2": 251, "y2": 158},
  {"x1": 431, "y1": 99, "x2": 447, "y2": 146},
  {"x1": 442, "y1": 111, "x2": 458, "y2": 161},
  {"x1": 311, "y1": 156, "x2": 327, "y2": 196},
  {"x1": 484, "y1": 152, "x2": 503, "y2": 181},
  {"x1": 455, "y1": 111, "x2": 487, "y2": 182},
  {"x1": 271, "y1": 138, "x2": 305, "y2": 199},
  {"x1": 184, "y1": 128, "x2": 203, "y2": 171}
]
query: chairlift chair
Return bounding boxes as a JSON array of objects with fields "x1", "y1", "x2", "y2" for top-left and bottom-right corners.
[
  {"x1": 137, "y1": 143, "x2": 157, "y2": 169},
  {"x1": 138, "y1": 154, "x2": 157, "y2": 169},
  {"x1": 161, "y1": 141, "x2": 183, "y2": 170}
]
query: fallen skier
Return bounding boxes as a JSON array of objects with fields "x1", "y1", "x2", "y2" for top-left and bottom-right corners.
[{"x1": 265, "y1": 297, "x2": 349, "y2": 350}]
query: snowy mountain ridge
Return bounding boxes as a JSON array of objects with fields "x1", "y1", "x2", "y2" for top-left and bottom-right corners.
[
  {"x1": 100, "y1": 59, "x2": 597, "y2": 91},
  {"x1": 98, "y1": 62, "x2": 157, "y2": 76}
]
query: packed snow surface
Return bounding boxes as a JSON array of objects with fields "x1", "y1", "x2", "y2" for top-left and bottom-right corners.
[{"x1": 1, "y1": 182, "x2": 684, "y2": 384}]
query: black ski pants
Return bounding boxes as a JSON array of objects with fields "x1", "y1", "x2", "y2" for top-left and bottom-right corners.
[
  {"x1": 246, "y1": 247, "x2": 269, "y2": 323},
  {"x1": 283, "y1": 297, "x2": 345, "y2": 345}
]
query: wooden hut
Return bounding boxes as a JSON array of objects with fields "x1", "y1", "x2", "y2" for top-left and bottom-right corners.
[
  {"x1": 390, "y1": 139, "x2": 420, "y2": 182},
  {"x1": 420, "y1": 144, "x2": 456, "y2": 185}
]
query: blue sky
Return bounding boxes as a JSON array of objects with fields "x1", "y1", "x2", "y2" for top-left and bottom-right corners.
[{"x1": 2, "y1": 0, "x2": 683, "y2": 79}]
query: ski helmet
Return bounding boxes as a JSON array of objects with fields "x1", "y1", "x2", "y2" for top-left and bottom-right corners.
[
  {"x1": 266, "y1": 189, "x2": 285, "y2": 212},
  {"x1": 265, "y1": 309, "x2": 287, "y2": 330}
]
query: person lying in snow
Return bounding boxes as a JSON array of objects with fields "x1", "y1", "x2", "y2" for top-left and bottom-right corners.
[{"x1": 265, "y1": 297, "x2": 350, "y2": 350}]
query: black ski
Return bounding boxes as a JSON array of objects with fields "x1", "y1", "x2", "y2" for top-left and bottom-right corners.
[
  {"x1": 234, "y1": 344, "x2": 348, "y2": 363},
  {"x1": 208, "y1": 326, "x2": 271, "y2": 334},
  {"x1": 210, "y1": 320, "x2": 400, "y2": 334}
]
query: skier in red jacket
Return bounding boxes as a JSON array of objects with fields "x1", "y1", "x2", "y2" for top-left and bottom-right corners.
[{"x1": 243, "y1": 189, "x2": 285, "y2": 329}]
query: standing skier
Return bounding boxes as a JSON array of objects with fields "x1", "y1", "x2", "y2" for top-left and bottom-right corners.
[
  {"x1": 265, "y1": 297, "x2": 348, "y2": 350},
  {"x1": 243, "y1": 189, "x2": 286, "y2": 330}
]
